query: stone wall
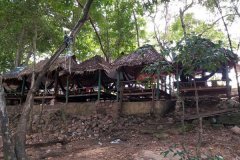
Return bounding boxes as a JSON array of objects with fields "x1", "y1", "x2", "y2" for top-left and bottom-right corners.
[{"x1": 7, "y1": 100, "x2": 175, "y2": 118}]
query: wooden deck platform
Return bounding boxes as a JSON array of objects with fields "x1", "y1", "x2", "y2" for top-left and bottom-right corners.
[
  {"x1": 56, "y1": 92, "x2": 116, "y2": 102},
  {"x1": 180, "y1": 86, "x2": 227, "y2": 96}
]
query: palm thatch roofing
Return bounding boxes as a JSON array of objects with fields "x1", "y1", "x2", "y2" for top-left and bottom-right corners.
[
  {"x1": 19, "y1": 55, "x2": 78, "y2": 77},
  {"x1": 2, "y1": 66, "x2": 26, "y2": 80},
  {"x1": 113, "y1": 45, "x2": 164, "y2": 69},
  {"x1": 70, "y1": 55, "x2": 114, "y2": 87},
  {"x1": 72, "y1": 55, "x2": 112, "y2": 74}
]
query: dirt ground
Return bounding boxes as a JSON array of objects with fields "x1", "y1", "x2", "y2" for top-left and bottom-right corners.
[
  {"x1": 2, "y1": 99, "x2": 240, "y2": 160},
  {"x1": 22, "y1": 120, "x2": 240, "y2": 160}
]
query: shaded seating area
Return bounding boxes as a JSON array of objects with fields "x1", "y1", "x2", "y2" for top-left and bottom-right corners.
[
  {"x1": 3, "y1": 46, "x2": 173, "y2": 105},
  {"x1": 173, "y1": 46, "x2": 238, "y2": 98},
  {"x1": 12, "y1": 55, "x2": 78, "y2": 103},
  {"x1": 112, "y1": 45, "x2": 171, "y2": 102},
  {"x1": 2, "y1": 66, "x2": 27, "y2": 104},
  {"x1": 56, "y1": 55, "x2": 116, "y2": 102},
  {"x1": 175, "y1": 80, "x2": 228, "y2": 97}
]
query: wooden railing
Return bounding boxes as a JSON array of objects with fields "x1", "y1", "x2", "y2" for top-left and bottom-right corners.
[
  {"x1": 174, "y1": 80, "x2": 227, "y2": 89},
  {"x1": 118, "y1": 80, "x2": 171, "y2": 102}
]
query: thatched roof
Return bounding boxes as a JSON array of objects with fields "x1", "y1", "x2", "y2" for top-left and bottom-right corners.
[
  {"x1": 113, "y1": 45, "x2": 164, "y2": 69},
  {"x1": 72, "y1": 55, "x2": 112, "y2": 74},
  {"x1": 2, "y1": 66, "x2": 26, "y2": 80},
  {"x1": 19, "y1": 55, "x2": 77, "y2": 77}
]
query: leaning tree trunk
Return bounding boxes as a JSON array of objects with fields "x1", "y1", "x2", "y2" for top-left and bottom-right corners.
[
  {"x1": 0, "y1": 86, "x2": 17, "y2": 160},
  {"x1": 15, "y1": 23, "x2": 38, "y2": 160},
  {"x1": 14, "y1": 1, "x2": 93, "y2": 159}
]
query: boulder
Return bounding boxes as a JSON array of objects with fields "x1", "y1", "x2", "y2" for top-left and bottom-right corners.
[{"x1": 231, "y1": 126, "x2": 240, "y2": 135}]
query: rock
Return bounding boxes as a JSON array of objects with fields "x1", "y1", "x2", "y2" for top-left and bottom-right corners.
[
  {"x1": 201, "y1": 154, "x2": 208, "y2": 159},
  {"x1": 156, "y1": 125, "x2": 164, "y2": 130},
  {"x1": 217, "y1": 99, "x2": 240, "y2": 109},
  {"x1": 153, "y1": 133, "x2": 169, "y2": 139},
  {"x1": 167, "y1": 117, "x2": 174, "y2": 124},
  {"x1": 231, "y1": 126, "x2": 240, "y2": 135},
  {"x1": 134, "y1": 150, "x2": 181, "y2": 160}
]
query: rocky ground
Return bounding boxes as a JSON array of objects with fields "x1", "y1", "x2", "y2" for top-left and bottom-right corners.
[{"x1": 1, "y1": 99, "x2": 240, "y2": 160}]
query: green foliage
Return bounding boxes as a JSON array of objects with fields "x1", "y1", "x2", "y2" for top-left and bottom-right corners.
[
  {"x1": 161, "y1": 144, "x2": 224, "y2": 160},
  {"x1": 175, "y1": 35, "x2": 226, "y2": 75},
  {"x1": 144, "y1": 34, "x2": 236, "y2": 79},
  {"x1": 0, "y1": 0, "x2": 70, "y2": 72},
  {"x1": 167, "y1": 13, "x2": 227, "y2": 44},
  {"x1": 0, "y1": 0, "x2": 148, "y2": 72},
  {"x1": 87, "y1": 0, "x2": 146, "y2": 59}
]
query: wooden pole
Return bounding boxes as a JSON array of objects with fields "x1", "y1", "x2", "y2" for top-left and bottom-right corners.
[
  {"x1": 169, "y1": 75, "x2": 172, "y2": 95},
  {"x1": 54, "y1": 71, "x2": 59, "y2": 97},
  {"x1": 98, "y1": 70, "x2": 101, "y2": 101},
  {"x1": 116, "y1": 70, "x2": 120, "y2": 101},
  {"x1": 156, "y1": 68, "x2": 160, "y2": 100},
  {"x1": 119, "y1": 81, "x2": 123, "y2": 115},
  {"x1": 21, "y1": 77, "x2": 26, "y2": 96},
  {"x1": 66, "y1": 76, "x2": 69, "y2": 103}
]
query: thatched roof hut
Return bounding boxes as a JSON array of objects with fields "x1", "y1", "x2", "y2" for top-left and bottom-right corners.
[
  {"x1": 2, "y1": 66, "x2": 25, "y2": 80},
  {"x1": 72, "y1": 55, "x2": 113, "y2": 87},
  {"x1": 2, "y1": 66, "x2": 26, "y2": 92},
  {"x1": 112, "y1": 45, "x2": 165, "y2": 79},
  {"x1": 19, "y1": 55, "x2": 78, "y2": 77},
  {"x1": 113, "y1": 45, "x2": 164, "y2": 69},
  {"x1": 72, "y1": 55, "x2": 112, "y2": 74}
]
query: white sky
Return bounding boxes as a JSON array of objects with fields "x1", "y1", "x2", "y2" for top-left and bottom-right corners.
[{"x1": 146, "y1": 1, "x2": 240, "y2": 44}]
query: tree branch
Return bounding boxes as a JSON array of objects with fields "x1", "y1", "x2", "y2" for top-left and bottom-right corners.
[
  {"x1": 199, "y1": 13, "x2": 237, "y2": 36},
  {"x1": 179, "y1": 0, "x2": 194, "y2": 39},
  {"x1": 76, "y1": 0, "x2": 110, "y2": 62}
]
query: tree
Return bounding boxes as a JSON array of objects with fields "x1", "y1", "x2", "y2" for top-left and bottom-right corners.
[{"x1": 0, "y1": 0, "x2": 94, "y2": 159}]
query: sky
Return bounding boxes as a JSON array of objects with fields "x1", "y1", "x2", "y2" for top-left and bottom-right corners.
[{"x1": 146, "y1": 1, "x2": 240, "y2": 45}]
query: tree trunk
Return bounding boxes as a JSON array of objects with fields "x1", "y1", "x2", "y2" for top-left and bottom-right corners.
[
  {"x1": 133, "y1": 10, "x2": 140, "y2": 47},
  {"x1": 179, "y1": 1, "x2": 194, "y2": 39},
  {"x1": 193, "y1": 80, "x2": 202, "y2": 158},
  {"x1": 14, "y1": 1, "x2": 93, "y2": 159},
  {"x1": 214, "y1": 0, "x2": 239, "y2": 100},
  {"x1": 179, "y1": 9, "x2": 187, "y2": 39},
  {"x1": 24, "y1": 51, "x2": 33, "y2": 65},
  {"x1": 0, "y1": 85, "x2": 17, "y2": 160},
  {"x1": 15, "y1": 24, "x2": 37, "y2": 156},
  {"x1": 15, "y1": 28, "x2": 25, "y2": 67}
]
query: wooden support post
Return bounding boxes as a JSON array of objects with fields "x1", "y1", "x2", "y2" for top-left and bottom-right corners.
[
  {"x1": 119, "y1": 81, "x2": 123, "y2": 115},
  {"x1": 116, "y1": 70, "x2": 120, "y2": 101},
  {"x1": 98, "y1": 70, "x2": 101, "y2": 101},
  {"x1": 226, "y1": 67, "x2": 231, "y2": 99},
  {"x1": 156, "y1": 68, "x2": 160, "y2": 100},
  {"x1": 164, "y1": 76, "x2": 167, "y2": 92},
  {"x1": 66, "y1": 76, "x2": 69, "y2": 103},
  {"x1": 20, "y1": 76, "x2": 26, "y2": 104},
  {"x1": 151, "y1": 83, "x2": 155, "y2": 115},
  {"x1": 21, "y1": 76, "x2": 26, "y2": 96},
  {"x1": 54, "y1": 71, "x2": 59, "y2": 97},
  {"x1": 169, "y1": 75, "x2": 172, "y2": 95}
]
